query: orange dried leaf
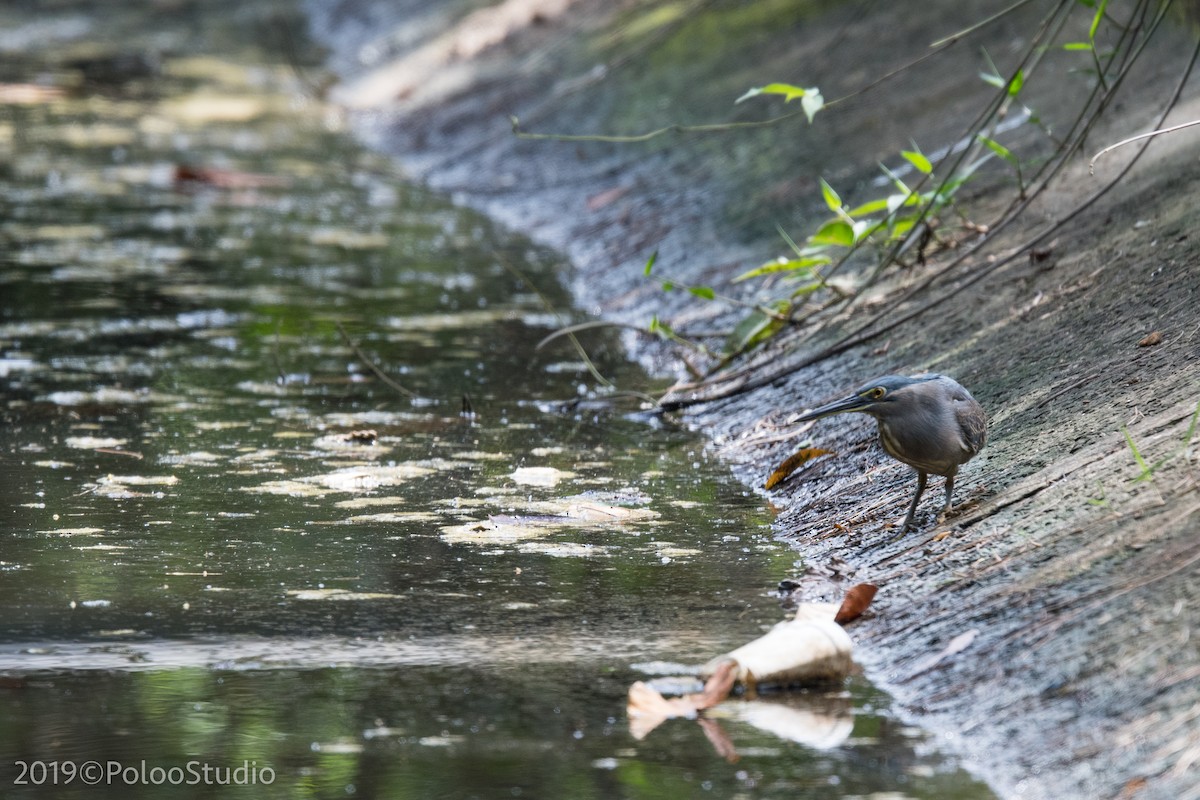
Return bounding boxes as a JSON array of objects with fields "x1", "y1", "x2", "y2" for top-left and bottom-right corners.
[
  {"x1": 627, "y1": 681, "x2": 695, "y2": 739},
  {"x1": 693, "y1": 659, "x2": 738, "y2": 710},
  {"x1": 764, "y1": 447, "x2": 833, "y2": 490},
  {"x1": 626, "y1": 660, "x2": 739, "y2": 740},
  {"x1": 834, "y1": 583, "x2": 878, "y2": 624},
  {"x1": 698, "y1": 717, "x2": 740, "y2": 763}
]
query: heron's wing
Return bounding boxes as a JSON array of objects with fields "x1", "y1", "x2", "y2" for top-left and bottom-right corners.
[{"x1": 955, "y1": 400, "x2": 988, "y2": 456}]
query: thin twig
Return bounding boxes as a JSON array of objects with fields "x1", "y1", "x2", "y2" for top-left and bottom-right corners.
[
  {"x1": 492, "y1": 251, "x2": 615, "y2": 389},
  {"x1": 513, "y1": 0, "x2": 1038, "y2": 145},
  {"x1": 536, "y1": 319, "x2": 653, "y2": 350},
  {"x1": 660, "y1": 1, "x2": 1192, "y2": 412},
  {"x1": 334, "y1": 321, "x2": 420, "y2": 399},
  {"x1": 1090, "y1": 117, "x2": 1200, "y2": 172}
]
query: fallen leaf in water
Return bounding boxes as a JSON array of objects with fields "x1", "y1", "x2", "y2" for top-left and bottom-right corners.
[
  {"x1": 509, "y1": 466, "x2": 576, "y2": 487},
  {"x1": 1137, "y1": 331, "x2": 1163, "y2": 347},
  {"x1": 0, "y1": 83, "x2": 66, "y2": 104},
  {"x1": 64, "y1": 436, "x2": 128, "y2": 450},
  {"x1": 764, "y1": 448, "x2": 833, "y2": 490},
  {"x1": 516, "y1": 541, "x2": 610, "y2": 558},
  {"x1": 174, "y1": 164, "x2": 289, "y2": 189},
  {"x1": 834, "y1": 583, "x2": 877, "y2": 624},
  {"x1": 286, "y1": 589, "x2": 403, "y2": 601}
]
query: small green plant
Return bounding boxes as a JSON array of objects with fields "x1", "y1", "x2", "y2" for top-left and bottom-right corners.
[
  {"x1": 517, "y1": 0, "x2": 1190, "y2": 386},
  {"x1": 717, "y1": 133, "x2": 992, "y2": 348},
  {"x1": 1062, "y1": 0, "x2": 1114, "y2": 91},
  {"x1": 1086, "y1": 481, "x2": 1109, "y2": 507},
  {"x1": 639, "y1": 136, "x2": 995, "y2": 366},
  {"x1": 1121, "y1": 398, "x2": 1200, "y2": 482}
]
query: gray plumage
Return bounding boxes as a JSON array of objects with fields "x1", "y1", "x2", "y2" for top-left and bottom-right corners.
[{"x1": 796, "y1": 373, "x2": 987, "y2": 531}]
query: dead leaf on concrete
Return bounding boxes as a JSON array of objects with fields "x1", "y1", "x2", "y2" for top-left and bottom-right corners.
[
  {"x1": 1138, "y1": 331, "x2": 1163, "y2": 347},
  {"x1": 586, "y1": 186, "x2": 630, "y2": 211},
  {"x1": 834, "y1": 583, "x2": 878, "y2": 624},
  {"x1": 764, "y1": 447, "x2": 833, "y2": 490}
]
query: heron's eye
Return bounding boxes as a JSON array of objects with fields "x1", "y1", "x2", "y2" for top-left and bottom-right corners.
[{"x1": 866, "y1": 386, "x2": 886, "y2": 400}]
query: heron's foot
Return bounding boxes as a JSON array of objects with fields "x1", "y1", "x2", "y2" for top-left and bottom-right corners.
[
  {"x1": 890, "y1": 513, "x2": 919, "y2": 541},
  {"x1": 936, "y1": 500, "x2": 959, "y2": 524}
]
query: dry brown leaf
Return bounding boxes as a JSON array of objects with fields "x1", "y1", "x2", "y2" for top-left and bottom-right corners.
[
  {"x1": 764, "y1": 447, "x2": 834, "y2": 490},
  {"x1": 174, "y1": 164, "x2": 290, "y2": 189},
  {"x1": 693, "y1": 659, "x2": 738, "y2": 709},
  {"x1": 586, "y1": 185, "x2": 630, "y2": 211},
  {"x1": 1138, "y1": 331, "x2": 1163, "y2": 347},
  {"x1": 833, "y1": 583, "x2": 878, "y2": 624},
  {"x1": 697, "y1": 717, "x2": 740, "y2": 763},
  {"x1": 626, "y1": 683, "x2": 697, "y2": 740}
]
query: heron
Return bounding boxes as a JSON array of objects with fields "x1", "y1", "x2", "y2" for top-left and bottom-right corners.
[{"x1": 796, "y1": 373, "x2": 987, "y2": 531}]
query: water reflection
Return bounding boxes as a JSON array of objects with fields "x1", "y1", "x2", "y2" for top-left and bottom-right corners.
[{"x1": 0, "y1": 1, "x2": 991, "y2": 798}]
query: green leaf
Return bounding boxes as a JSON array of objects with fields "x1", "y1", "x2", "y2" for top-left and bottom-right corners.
[
  {"x1": 801, "y1": 88, "x2": 824, "y2": 123},
  {"x1": 819, "y1": 178, "x2": 842, "y2": 213},
  {"x1": 736, "y1": 82, "x2": 810, "y2": 104},
  {"x1": 1007, "y1": 69, "x2": 1025, "y2": 97},
  {"x1": 846, "y1": 197, "x2": 892, "y2": 216},
  {"x1": 775, "y1": 223, "x2": 824, "y2": 259},
  {"x1": 901, "y1": 150, "x2": 932, "y2": 174},
  {"x1": 977, "y1": 134, "x2": 1017, "y2": 164},
  {"x1": 810, "y1": 219, "x2": 854, "y2": 247},
  {"x1": 851, "y1": 219, "x2": 875, "y2": 242},
  {"x1": 1062, "y1": 41, "x2": 1093, "y2": 51},
  {"x1": 733, "y1": 256, "x2": 830, "y2": 282},
  {"x1": 1121, "y1": 424, "x2": 1154, "y2": 481},
  {"x1": 886, "y1": 192, "x2": 913, "y2": 215},
  {"x1": 888, "y1": 216, "x2": 918, "y2": 239},
  {"x1": 1184, "y1": 398, "x2": 1200, "y2": 446},
  {"x1": 789, "y1": 279, "x2": 826, "y2": 297},
  {"x1": 688, "y1": 285, "x2": 716, "y2": 300},
  {"x1": 1089, "y1": 0, "x2": 1109, "y2": 40},
  {"x1": 643, "y1": 250, "x2": 658, "y2": 276},
  {"x1": 661, "y1": 280, "x2": 676, "y2": 292},
  {"x1": 877, "y1": 162, "x2": 912, "y2": 196},
  {"x1": 725, "y1": 308, "x2": 786, "y2": 355},
  {"x1": 979, "y1": 71, "x2": 1005, "y2": 89}
]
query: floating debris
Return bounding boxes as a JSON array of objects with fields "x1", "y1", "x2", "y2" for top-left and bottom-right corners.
[{"x1": 285, "y1": 589, "x2": 403, "y2": 601}]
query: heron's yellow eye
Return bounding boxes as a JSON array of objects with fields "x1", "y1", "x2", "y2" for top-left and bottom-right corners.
[{"x1": 866, "y1": 386, "x2": 886, "y2": 400}]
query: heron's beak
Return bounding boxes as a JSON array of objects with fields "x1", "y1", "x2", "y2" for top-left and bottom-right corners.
[{"x1": 795, "y1": 393, "x2": 872, "y2": 422}]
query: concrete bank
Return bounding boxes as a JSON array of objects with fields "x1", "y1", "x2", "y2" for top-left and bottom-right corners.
[{"x1": 307, "y1": 2, "x2": 1200, "y2": 797}]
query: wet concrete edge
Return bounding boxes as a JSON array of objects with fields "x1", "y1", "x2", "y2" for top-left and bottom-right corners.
[{"x1": 305, "y1": 3, "x2": 1200, "y2": 798}]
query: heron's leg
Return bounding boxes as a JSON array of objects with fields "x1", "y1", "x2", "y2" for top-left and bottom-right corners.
[
  {"x1": 943, "y1": 473, "x2": 956, "y2": 512},
  {"x1": 901, "y1": 470, "x2": 928, "y2": 531}
]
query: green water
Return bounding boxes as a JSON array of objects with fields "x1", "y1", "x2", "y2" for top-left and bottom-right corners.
[{"x1": 0, "y1": 2, "x2": 993, "y2": 798}]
